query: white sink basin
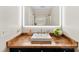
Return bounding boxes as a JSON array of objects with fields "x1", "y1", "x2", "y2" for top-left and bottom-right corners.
[{"x1": 31, "y1": 33, "x2": 52, "y2": 41}]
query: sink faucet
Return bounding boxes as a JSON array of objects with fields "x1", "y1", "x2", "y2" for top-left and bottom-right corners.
[{"x1": 41, "y1": 28, "x2": 42, "y2": 33}]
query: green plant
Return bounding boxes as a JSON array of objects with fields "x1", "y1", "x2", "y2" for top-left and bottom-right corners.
[{"x1": 51, "y1": 27, "x2": 63, "y2": 36}]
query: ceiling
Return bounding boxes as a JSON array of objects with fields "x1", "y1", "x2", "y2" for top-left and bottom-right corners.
[{"x1": 31, "y1": 6, "x2": 52, "y2": 16}]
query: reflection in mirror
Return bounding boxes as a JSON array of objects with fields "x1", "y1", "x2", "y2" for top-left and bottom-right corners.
[{"x1": 24, "y1": 6, "x2": 60, "y2": 26}]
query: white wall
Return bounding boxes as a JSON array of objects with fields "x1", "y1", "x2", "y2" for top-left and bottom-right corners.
[
  {"x1": 63, "y1": 6, "x2": 79, "y2": 51},
  {"x1": 0, "y1": 6, "x2": 22, "y2": 52},
  {"x1": 63, "y1": 7, "x2": 79, "y2": 28}
]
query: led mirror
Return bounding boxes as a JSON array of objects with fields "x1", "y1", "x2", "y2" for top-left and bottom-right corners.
[{"x1": 24, "y1": 6, "x2": 61, "y2": 26}]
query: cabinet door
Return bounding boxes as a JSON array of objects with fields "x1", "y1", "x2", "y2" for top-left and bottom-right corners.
[
  {"x1": 62, "y1": 48, "x2": 75, "y2": 52},
  {"x1": 10, "y1": 48, "x2": 22, "y2": 52},
  {"x1": 10, "y1": 48, "x2": 41, "y2": 52},
  {"x1": 42, "y1": 48, "x2": 75, "y2": 52}
]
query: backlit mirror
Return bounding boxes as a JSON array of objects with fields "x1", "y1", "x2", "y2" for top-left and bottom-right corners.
[{"x1": 24, "y1": 6, "x2": 61, "y2": 26}]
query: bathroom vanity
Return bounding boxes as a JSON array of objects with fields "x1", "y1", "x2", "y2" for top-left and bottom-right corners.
[{"x1": 6, "y1": 33, "x2": 78, "y2": 52}]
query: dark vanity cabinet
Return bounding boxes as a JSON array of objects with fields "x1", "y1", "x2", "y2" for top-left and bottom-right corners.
[{"x1": 9, "y1": 48, "x2": 75, "y2": 52}]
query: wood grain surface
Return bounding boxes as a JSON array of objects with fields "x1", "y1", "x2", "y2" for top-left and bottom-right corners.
[{"x1": 6, "y1": 33, "x2": 78, "y2": 48}]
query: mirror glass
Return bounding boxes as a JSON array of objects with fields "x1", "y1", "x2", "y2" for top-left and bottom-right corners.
[{"x1": 24, "y1": 6, "x2": 60, "y2": 26}]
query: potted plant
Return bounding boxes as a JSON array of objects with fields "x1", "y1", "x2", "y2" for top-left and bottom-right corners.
[{"x1": 51, "y1": 27, "x2": 63, "y2": 37}]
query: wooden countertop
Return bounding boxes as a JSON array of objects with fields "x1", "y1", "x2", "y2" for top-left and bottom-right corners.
[{"x1": 6, "y1": 33, "x2": 78, "y2": 48}]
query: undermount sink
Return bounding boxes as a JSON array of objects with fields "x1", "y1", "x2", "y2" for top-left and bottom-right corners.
[{"x1": 31, "y1": 33, "x2": 52, "y2": 42}]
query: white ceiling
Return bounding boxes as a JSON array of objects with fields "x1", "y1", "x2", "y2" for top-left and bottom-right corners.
[{"x1": 31, "y1": 6, "x2": 52, "y2": 16}]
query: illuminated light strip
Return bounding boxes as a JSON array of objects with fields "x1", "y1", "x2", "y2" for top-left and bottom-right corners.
[
  {"x1": 19, "y1": 6, "x2": 23, "y2": 32},
  {"x1": 62, "y1": 6, "x2": 65, "y2": 27},
  {"x1": 19, "y1": 6, "x2": 22, "y2": 27},
  {"x1": 59, "y1": 6, "x2": 62, "y2": 27},
  {"x1": 23, "y1": 26, "x2": 60, "y2": 27},
  {"x1": 23, "y1": 6, "x2": 25, "y2": 27}
]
